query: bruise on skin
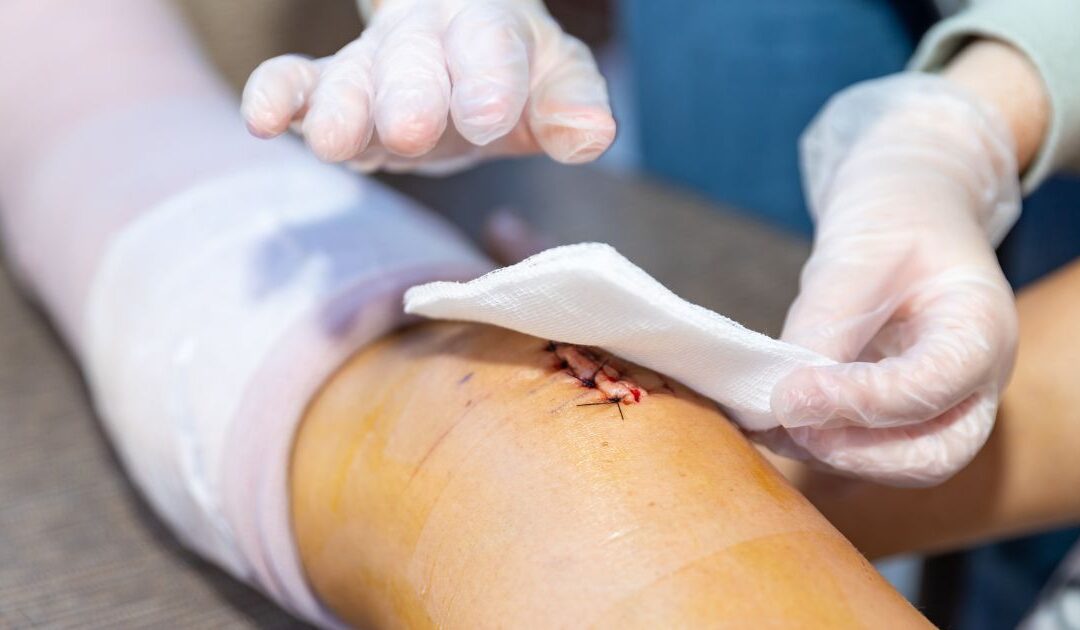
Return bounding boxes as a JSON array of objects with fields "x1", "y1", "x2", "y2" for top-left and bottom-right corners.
[{"x1": 545, "y1": 341, "x2": 647, "y2": 405}]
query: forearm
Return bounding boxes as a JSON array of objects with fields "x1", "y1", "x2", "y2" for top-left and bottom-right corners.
[
  {"x1": 910, "y1": 0, "x2": 1080, "y2": 190},
  {"x1": 941, "y1": 38, "x2": 1050, "y2": 171},
  {"x1": 291, "y1": 323, "x2": 930, "y2": 628},
  {"x1": 785, "y1": 258, "x2": 1080, "y2": 559},
  {"x1": 783, "y1": 38, "x2": 1061, "y2": 558}
]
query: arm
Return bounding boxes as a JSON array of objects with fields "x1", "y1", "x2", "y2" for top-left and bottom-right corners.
[
  {"x1": 777, "y1": 257, "x2": 1080, "y2": 560},
  {"x1": 768, "y1": 36, "x2": 1066, "y2": 559},
  {"x1": 911, "y1": 0, "x2": 1080, "y2": 191},
  {"x1": 765, "y1": 35, "x2": 1051, "y2": 486},
  {"x1": 940, "y1": 38, "x2": 1049, "y2": 171},
  {"x1": 291, "y1": 322, "x2": 932, "y2": 627}
]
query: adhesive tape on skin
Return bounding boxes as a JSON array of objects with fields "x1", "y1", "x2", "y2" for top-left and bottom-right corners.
[{"x1": 405, "y1": 242, "x2": 835, "y2": 431}]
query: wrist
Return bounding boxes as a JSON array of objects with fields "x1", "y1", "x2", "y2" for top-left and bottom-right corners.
[
  {"x1": 941, "y1": 39, "x2": 1050, "y2": 173},
  {"x1": 801, "y1": 73, "x2": 1021, "y2": 245}
]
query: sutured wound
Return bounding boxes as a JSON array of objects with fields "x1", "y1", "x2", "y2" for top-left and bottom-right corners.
[{"x1": 547, "y1": 342, "x2": 647, "y2": 405}]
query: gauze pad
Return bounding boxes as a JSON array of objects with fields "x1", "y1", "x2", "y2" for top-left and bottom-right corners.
[{"x1": 405, "y1": 242, "x2": 834, "y2": 431}]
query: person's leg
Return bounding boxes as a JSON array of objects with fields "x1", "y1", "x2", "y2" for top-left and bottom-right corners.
[
  {"x1": 0, "y1": 1, "x2": 489, "y2": 623},
  {"x1": 0, "y1": 0, "x2": 296, "y2": 345},
  {"x1": 0, "y1": 2, "x2": 930, "y2": 626},
  {"x1": 292, "y1": 322, "x2": 931, "y2": 628}
]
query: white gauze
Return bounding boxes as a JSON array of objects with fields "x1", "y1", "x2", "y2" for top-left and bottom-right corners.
[{"x1": 405, "y1": 242, "x2": 833, "y2": 431}]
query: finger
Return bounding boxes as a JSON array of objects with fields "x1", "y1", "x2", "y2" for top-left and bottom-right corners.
[
  {"x1": 526, "y1": 32, "x2": 616, "y2": 164},
  {"x1": 348, "y1": 103, "x2": 539, "y2": 175},
  {"x1": 302, "y1": 40, "x2": 376, "y2": 162},
  {"x1": 444, "y1": 3, "x2": 531, "y2": 146},
  {"x1": 347, "y1": 125, "x2": 483, "y2": 175},
  {"x1": 780, "y1": 225, "x2": 914, "y2": 361},
  {"x1": 787, "y1": 388, "x2": 998, "y2": 487},
  {"x1": 372, "y1": 12, "x2": 451, "y2": 157},
  {"x1": 241, "y1": 55, "x2": 321, "y2": 139},
  {"x1": 773, "y1": 272, "x2": 1016, "y2": 429}
]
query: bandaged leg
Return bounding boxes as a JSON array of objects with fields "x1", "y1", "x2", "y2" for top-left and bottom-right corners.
[
  {"x1": 0, "y1": 1, "x2": 488, "y2": 624},
  {"x1": 0, "y1": 2, "x2": 929, "y2": 627}
]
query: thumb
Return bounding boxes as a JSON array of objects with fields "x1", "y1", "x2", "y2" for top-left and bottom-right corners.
[
  {"x1": 771, "y1": 242, "x2": 910, "y2": 431},
  {"x1": 780, "y1": 238, "x2": 907, "y2": 361},
  {"x1": 774, "y1": 271, "x2": 1015, "y2": 430},
  {"x1": 784, "y1": 388, "x2": 999, "y2": 487}
]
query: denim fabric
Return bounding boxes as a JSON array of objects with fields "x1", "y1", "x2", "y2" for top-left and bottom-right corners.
[
  {"x1": 1002, "y1": 175, "x2": 1080, "y2": 287},
  {"x1": 621, "y1": 0, "x2": 915, "y2": 233},
  {"x1": 955, "y1": 529, "x2": 1080, "y2": 630}
]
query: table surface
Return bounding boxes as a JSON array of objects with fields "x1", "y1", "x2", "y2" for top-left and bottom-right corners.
[{"x1": 0, "y1": 159, "x2": 808, "y2": 628}]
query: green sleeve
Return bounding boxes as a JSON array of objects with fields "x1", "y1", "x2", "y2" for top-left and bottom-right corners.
[{"x1": 909, "y1": 0, "x2": 1080, "y2": 193}]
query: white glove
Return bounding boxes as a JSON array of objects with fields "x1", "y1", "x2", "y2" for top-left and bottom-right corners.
[
  {"x1": 241, "y1": 0, "x2": 616, "y2": 175},
  {"x1": 764, "y1": 73, "x2": 1021, "y2": 487}
]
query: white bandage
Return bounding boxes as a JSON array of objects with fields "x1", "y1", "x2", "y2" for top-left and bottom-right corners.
[
  {"x1": 405, "y1": 243, "x2": 834, "y2": 431},
  {"x1": 83, "y1": 158, "x2": 491, "y2": 626}
]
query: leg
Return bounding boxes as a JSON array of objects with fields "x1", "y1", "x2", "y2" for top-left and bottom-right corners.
[
  {"x1": 0, "y1": 1, "x2": 487, "y2": 623},
  {"x1": 293, "y1": 323, "x2": 931, "y2": 627},
  {"x1": 0, "y1": 2, "x2": 929, "y2": 625}
]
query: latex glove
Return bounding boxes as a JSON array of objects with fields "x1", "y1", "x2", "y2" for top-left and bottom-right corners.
[
  {"x1": 764, "y1": 73, "x2": 1021, "y2": 487},
  {"x1": 241, "y1": 0, "x2": 616, "y2": 175}
]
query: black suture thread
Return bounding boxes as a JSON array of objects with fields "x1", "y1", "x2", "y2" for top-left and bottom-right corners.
[{"x1": 576, "y1": 398, "x2": 625, "y2": 420}]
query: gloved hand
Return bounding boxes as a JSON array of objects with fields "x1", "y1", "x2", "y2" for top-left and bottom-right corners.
[
  {"x1": 764, "y1": 73, "x2": 1021, "y2": 487},
  {"x1": 241, "y1": 0, "x2": 616, "y2": 175}
]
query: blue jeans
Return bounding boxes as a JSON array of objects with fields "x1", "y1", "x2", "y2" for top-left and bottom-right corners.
[{"x1": 621, "y1": 0, "x2": 915, "y2": 233}]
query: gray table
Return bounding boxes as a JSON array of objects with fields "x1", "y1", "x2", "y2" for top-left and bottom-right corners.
[{"x1": 0, "y1": 160, "x2": 808, "y2": 628}]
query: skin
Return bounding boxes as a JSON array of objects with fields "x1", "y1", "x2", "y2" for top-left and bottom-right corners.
[
  {"x1": 778, "y1": 258, "x2": 1080, "y2": 560},
  {"x1": 942, "y1": 38, "x2": 1050, "y2": 171},
  {"x1": 291, "y1": 323, "x2": 931, "y2": 628},
  {"x1": 0, "y1": 0, "x2": 1059, "y2": 623},
  {"x1": 287, "y1": 41, "x2": 1054, "y2": 626},
  {"x1": 289, "y1": 39, "x2": 1056, "y2": 625}
]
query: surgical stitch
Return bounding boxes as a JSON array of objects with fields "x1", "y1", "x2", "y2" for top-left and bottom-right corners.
[{"x1": 546, "y1": 341, "x2": 647, "y2": 406}]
